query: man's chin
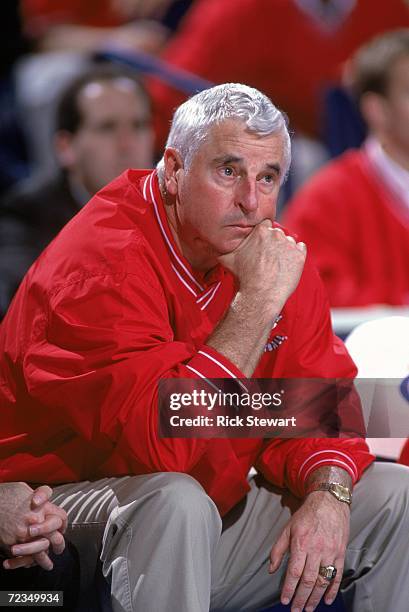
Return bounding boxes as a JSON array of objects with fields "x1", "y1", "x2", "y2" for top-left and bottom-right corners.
[{"x1": 220, "y1": 235, "x2": 248, "y2": 253}]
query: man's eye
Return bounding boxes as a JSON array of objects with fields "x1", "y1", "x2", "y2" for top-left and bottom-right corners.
[
  {"x1": 222, "y1": 167, "x2": 234, "y2": 176},
  {"x1": 263, "y1": 174, "x2": 274, "y2": 183},
  {"x1": 96, "y1": 123, "x2": 116, "y2": 133}
]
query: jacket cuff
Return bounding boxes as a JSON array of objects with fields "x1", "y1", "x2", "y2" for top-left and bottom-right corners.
[
  {"x1": 185, "y1": 345, "x2": 247, "y2": 389},
  {"x1": 297, "y1": 449, "x2": 359, "y2": 495}
]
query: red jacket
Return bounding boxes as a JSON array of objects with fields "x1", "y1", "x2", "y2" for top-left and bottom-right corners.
[
  {"x1": 148, "y1": 0, "x2": 409, "y2": 146},
  {"x1": 282, "y1": 148, "x2": 409, "y2": 307},
  {"x1": 21, "y1": 0, "x2": 125, "y2": 36},
  {"x1": 0, "y1": 170, "x2": 373, "y2": 515}
]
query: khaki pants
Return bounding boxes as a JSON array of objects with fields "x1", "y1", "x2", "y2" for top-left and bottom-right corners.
[{"x1": 52, "y1": 462, "x2": 409, "y2": 612}]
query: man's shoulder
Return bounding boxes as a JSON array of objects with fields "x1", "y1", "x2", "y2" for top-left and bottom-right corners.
[
  {"x1": 88, "y1": 168, "x2": 155, "y2": 219},
  {"x1": 77, "y1": 169, "x2": 155, "y2": 235},
  {"x1": 30, "y1": 170, "x2": 162, "y2": 288}
]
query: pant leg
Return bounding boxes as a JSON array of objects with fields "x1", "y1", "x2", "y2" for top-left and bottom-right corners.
[
  {"x1": 53, "y1": 473, "x2": 223, "y2": 612},
  {"x1": 52, "y1": 477, "x2": 123, "y2": 593},
  {"x1": 210, "y1": 463, "x2": 409, "y2": 612},
  {"x1": 210, "y1": 476, "x2": 294, "y2": 611},
  {"x1": 100, "y1": 472, "x2": 222, "y2": 612},
  {"x1": 342, "y1": 462, "x2": 409, "y2": 612}
]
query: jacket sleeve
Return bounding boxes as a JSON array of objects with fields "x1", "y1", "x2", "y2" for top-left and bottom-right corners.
[
  {"x1": 23, "y1": 248, "x2": 245, "y2": 475},
  {"x1": 255, "y1": 256, "x2": 375, "y2": 497}
]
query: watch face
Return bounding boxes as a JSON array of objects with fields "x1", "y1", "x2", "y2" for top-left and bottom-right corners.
[{"x1": 331, "y1": 483, "x2": 351, "y2": 502}]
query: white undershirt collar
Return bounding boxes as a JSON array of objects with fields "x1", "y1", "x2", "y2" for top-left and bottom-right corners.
[{"x1": 365, "y1": 137, "x2": 409, "y2": 211}]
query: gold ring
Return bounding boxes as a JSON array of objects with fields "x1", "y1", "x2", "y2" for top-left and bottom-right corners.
[{"x1": 319, "y1": 565, "x2": 337, "y2": 581}]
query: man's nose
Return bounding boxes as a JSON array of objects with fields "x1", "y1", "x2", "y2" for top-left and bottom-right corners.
[
  {"x1": 236, "y1": 179, "x2": 259, "y2": 214},
  {"x1": 117, "y1": 128, "x2": 136, "y2": 153}
]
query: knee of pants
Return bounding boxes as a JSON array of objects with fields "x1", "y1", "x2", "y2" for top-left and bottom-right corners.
[
  {"x1": 354, "y1": 463, "x2": 409, "y2": 532},
  {"x1": 157, "y1": 473, "x2": 221, "y2": 521},
  {"x1": 108, "y1": 472, "x2": 222, "y2": 534}
]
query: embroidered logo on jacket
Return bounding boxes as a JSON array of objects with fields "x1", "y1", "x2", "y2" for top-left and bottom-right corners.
[
  {"x1": 264, "y1": 335, "x2": 288, "y2": 352},
  {"x1": 264, "y1": 314, "x2": 287, "y2": 352}
]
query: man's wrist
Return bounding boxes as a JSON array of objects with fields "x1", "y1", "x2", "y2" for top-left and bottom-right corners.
[
  {"x1": 304, "y1": 465, "x2": 353, "y2": 505},
  {"x1": 305, "y1": 481, "x2": 352, "y2": 505}
]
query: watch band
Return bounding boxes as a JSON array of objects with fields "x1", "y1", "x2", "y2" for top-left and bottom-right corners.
[{"x1": 305, "y1": 481, "x2": 352, "y2": 505}]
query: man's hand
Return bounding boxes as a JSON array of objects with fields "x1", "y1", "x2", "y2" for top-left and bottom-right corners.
[
  {"x1": 209, "y1": 222, "x2": 306, "y2": 377},
  {"x1": 0, "y1": 483, "x2": 67, "y2": 571},
  {"x1": 269, "y1": 492, "x2": 350, "y2": 611},
  {"x1": 219, "y1": 221, "x2": 306, "y2": 314}
]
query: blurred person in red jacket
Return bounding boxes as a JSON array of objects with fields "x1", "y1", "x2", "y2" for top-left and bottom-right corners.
[
  {"x1": 1, "y1": 82, "x2": 409, "y2": 611},
  {"x1": 21, "y1": 0, "x2": 189, "y2": 55},
  {"x1": 282, "y1": 29, "x2": 409, "y2": 307},
  {"x1": 148, "y1": 0, "x2": 409, "y2": 149}
]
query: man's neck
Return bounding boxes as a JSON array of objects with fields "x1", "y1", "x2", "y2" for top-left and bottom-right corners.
[
  {"x1": 67, "y1": 174, "x2": 92, "y2": 207},
  {"x1": 380, "y1": 139, "x2": 409, "y2": 173},
  {"x1": 366, "y1": 136, "x2": 409, "y2": 210}
]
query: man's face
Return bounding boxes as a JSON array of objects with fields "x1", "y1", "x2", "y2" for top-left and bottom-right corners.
[
  {"x1": 166, "y1": 119, "x2": 285, "y2": 270},
  {"x1": 62, "y1": 78, "x2": 153, "y2": 194},
  {"x1": 379, "y1": 54, "x2": 409, "y2": 158}
]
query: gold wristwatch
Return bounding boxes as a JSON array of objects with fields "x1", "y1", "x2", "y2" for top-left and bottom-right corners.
[{"x1": 306, "y1": 482, "x2": 352, "y2": 505}]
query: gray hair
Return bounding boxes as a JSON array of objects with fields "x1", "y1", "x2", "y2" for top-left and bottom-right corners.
[
  {"x1": 157, "y1": 83, "x2": 291, "y2": 185},
  {"x1": 350, "y1": 28, "x2": 409, "y2": 101}
]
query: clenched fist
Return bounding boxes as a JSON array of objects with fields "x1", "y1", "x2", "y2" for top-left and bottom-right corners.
[{"x1": 219, "y1": 220, "x2": 306, "y2": 315}]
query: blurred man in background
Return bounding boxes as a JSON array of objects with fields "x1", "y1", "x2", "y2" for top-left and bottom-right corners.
[
  {"x1": 0, "y1": 63, "x2": 154, "y2": 317},
  {"x1": 282, "y1": 29, "x2": 409, "y2": 307}
]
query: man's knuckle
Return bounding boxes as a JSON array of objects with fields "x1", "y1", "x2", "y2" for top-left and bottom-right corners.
[
  {"x1": 302, "y1": 576, "x2": 317, "y2": 588},
  {"x1": 288, "y1": 567, "x2": 302, "y2": 580},
  {"x1": 52, "y1": 532, "x2": 64, "y2": 544}
]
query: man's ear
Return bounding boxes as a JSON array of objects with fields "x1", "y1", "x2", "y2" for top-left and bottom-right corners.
[
  {"x1": 163, "y1": 148, "x2": 184, "y2": 196},
  {"x1": 54, "y1": 131, "x2": 77, "y2": 169}
]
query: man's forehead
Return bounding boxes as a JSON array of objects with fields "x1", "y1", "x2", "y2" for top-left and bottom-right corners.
[
  {"x1": 77, "y1": 80, "x2": 150, "y2": 123},
  {"x1": 80, "y1": 78, "x2": 141, "y2": 100},
  {"x1": 202, "y1": 120, "x2": 285, "y2": 163},
  {"x1": 77, "y1": 79, "x2": 149, "y2": 117}
]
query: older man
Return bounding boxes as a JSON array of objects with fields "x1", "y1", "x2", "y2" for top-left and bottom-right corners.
[{"x1": 0, "y1": 84, "x2": 408, "y2": 612}]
